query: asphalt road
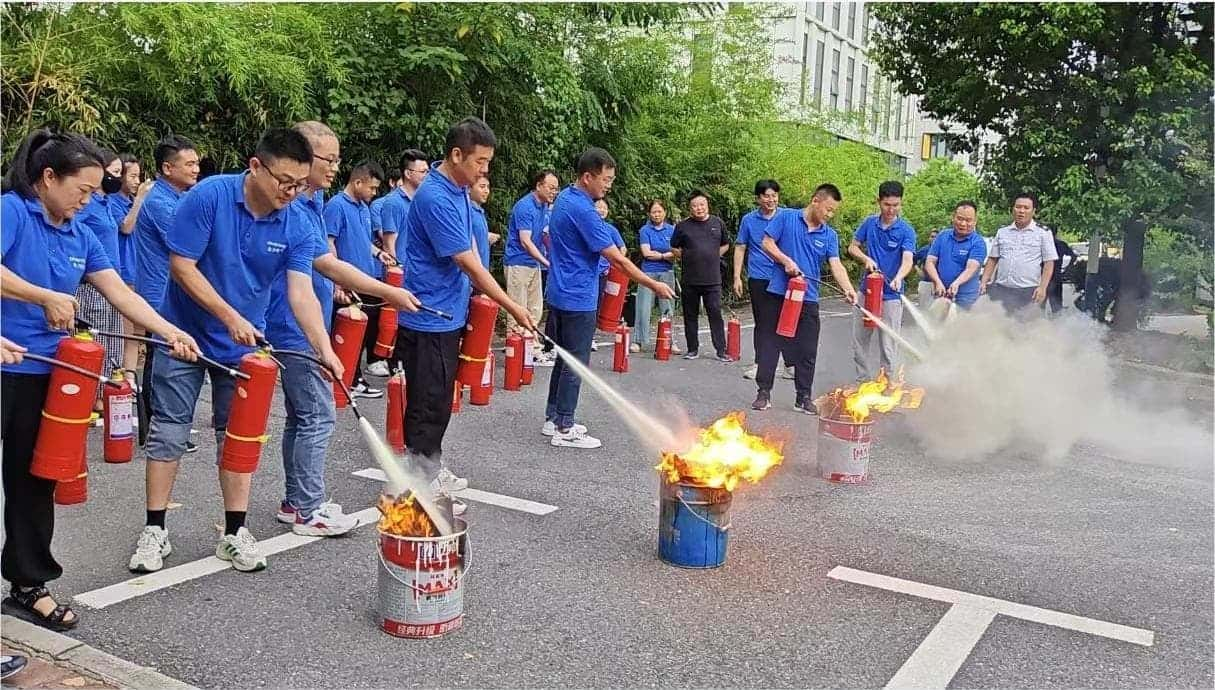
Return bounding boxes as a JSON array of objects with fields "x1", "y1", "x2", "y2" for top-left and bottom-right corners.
[{"x1": 12, "y1": 298, "x2": 1214, "y2": 689}]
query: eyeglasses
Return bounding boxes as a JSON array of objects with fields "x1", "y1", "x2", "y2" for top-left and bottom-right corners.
[
  {"x1": 260, "y1": 163, "x2": 310, "y2": 194},
  {"x1": 313, "y1": 154, "x2": 341, "y2": 169},
  {"x1": 406, "y1": 166, "x2": 429, "y2": 177}
]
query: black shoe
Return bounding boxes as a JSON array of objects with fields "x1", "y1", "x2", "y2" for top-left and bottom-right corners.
[
  {"x1": 681, "y1": 351, "x2": 699, "y2": 360},
  {"x1": 351, "y1": 382, "x2": 384, "y2": 399},
  {"x1": 1, "y1": 654, "x2": 27, "y2": 680},
  {"x1": 185, "y1": 440, "x2": 199, "y2": 454},
  {"x1": 793, "y1": 398, "x2": 818, "y2": 416},
  {"x1": 751, "y1": 391, "x2": 771, "y2": 411},
  {"x1": 715, "y1": 352, "x2": 735, "y2": 363}
]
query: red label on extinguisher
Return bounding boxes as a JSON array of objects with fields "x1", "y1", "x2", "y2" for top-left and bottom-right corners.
[{"x1": 107, "y1": 394, "x2": 134, "y2": 440}]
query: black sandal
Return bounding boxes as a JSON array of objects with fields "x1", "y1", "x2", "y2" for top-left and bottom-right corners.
[{"x1": 2, "y1": 586, "x2": 78, "y2": 631}]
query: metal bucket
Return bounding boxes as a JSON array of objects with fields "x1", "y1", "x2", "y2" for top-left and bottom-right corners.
[
  {"x1": 376, "y1": 519, "x2": 469, "y2": 638},
  {"x1": 658, "y1": 480, "x2": 731, "y2": 568},
  {"x1": 817, "y1": 417, "x2": 874, "y2": 483}
]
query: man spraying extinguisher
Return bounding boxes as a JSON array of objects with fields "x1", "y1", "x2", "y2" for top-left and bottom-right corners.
[{"x1": 754, "y1": 184, "x2": 857, "y2": 414}]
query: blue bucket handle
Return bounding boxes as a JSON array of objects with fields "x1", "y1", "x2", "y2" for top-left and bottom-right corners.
[{"x1": 675, "y1": 493, "x2": 730, "y2": 532}]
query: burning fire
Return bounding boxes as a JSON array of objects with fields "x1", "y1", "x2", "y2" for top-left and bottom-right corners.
[
  {"x1": 377, "y1": 492, "x2": 436, "y2": 537},
  {"x1": 657, "y1": 412, "x2": 783, "y2": 491},
  {"x1": 817, "y1": 368, "x2": 925, "y2": 422}
]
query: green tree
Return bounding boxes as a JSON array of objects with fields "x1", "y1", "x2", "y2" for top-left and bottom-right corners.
[{"x1": 869, "y1": 2, "x2": 1213, "y2": 329}]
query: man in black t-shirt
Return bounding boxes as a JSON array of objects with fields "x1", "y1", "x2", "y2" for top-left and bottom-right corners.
[{"x1": 671, "y1": 190, "x2": 732, "y2": 361}]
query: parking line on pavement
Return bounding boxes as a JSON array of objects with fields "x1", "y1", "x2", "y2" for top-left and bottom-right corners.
[
  {"x1": 74, "y1": 507, "x2": 381, "y2": 610},
  {"x1": 351, "y1": 468, "x2": 559, "y2": 515},
  {"x1": 885, "y1": 604, "x2": 997, "y2": 689}
]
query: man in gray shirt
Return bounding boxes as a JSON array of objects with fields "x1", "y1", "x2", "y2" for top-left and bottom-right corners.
[{"x1": 981, "y1": 192, "x2": 1058, "y2": 314}]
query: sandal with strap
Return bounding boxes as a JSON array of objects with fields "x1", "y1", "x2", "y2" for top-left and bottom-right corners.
[{"x1": 2, "y1": 586, "x2": 78, "y2": 631}]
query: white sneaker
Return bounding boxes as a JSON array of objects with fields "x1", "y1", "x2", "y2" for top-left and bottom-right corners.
[
  {"x1": 292, "y1": 501, "x2": 358, "y2": 537},
  {"x1": 781, "y1": 365, "x2": 796, "y2": 380},
  {"x1": 350, "y1": 382, "x2": 384, "y2": 399},
  {"x1": 430, "y1": 468, "x2": 469, "y2": 495},
  {"x1": 216, "y1": 527, "x2": 267, "y2": 572},
  {"x1": 550, "y1": 428, "x2": 602, "y2": 449},
  {"x1": 128, "y1": 526, "x2": 171, "y2": 573},
  {"x1": 542, "y1": 420, "x2": 587, "y2": 437},
  {"x1": 742, "y1": 364, "x2": 758, "y2": 379},
  {"x1": 365, "y1": 361, "x2": 391, "y2": 377},
  {"x1": 275, "y1": 501, "x2": 297, "y2": 525},
  {"x1": 590, "y1": 341, "x2": 600, "y2": 352},
  {"x1": 534, "y1": 352, "x2": 556, "y2": 367}
]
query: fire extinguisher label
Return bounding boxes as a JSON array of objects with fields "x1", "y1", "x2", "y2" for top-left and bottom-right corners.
[
  {"x1": 60, "y1": 383, "x2": 81, "y2": 396},
  {"x1": 788, "y1": 289, "x2": 805, "y2": 303},
  {"x1": 604, "y1": 281, "x2": 621, "y2": 296},
  {"x1": 524, "y1": 348, "x2": 534, "y2": 366},
  {"x1": 505, "y1": 346, "x2": 515, "y2": 358},
  {"x1": 108, "y1": 394, "x2": 135, "y2": 440}
]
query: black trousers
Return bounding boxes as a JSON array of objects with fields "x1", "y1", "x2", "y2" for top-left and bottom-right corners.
[
  {"x1": 1, "y1": 373, "x2": 61, "y2": 587},
  {"x1": 397, "y1": 326, "x2": 461, "y2": 459},
  {"x1": 757, "y1": 301, "x2": 820, "y2": 401},
  {"x1": 138, "y1": 344, "x2": 155, "y2": 446},
  {"x1": 748, "y1": 278, "x2": 791, "y2": 366},
  {"x1": 682, "y1": 283, "x2": 726, "y2": 355}
]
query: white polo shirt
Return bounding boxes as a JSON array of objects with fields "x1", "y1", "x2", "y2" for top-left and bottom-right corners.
[{"x1": 990, "y1": 221, "x2": 1058, "y2": 289}]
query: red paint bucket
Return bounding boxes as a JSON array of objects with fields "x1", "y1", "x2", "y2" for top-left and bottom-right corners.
[
  {"x1": 377, "y1": 519, "x2": 468, "y2": 638},
  {"x1": 817, "y1": 417, "x2": 873, "y2": 483}
]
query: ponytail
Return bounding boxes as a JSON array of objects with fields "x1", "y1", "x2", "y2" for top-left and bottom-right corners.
[{"x1": 2, "y1": 128, "x2": 106, "y2": 199}]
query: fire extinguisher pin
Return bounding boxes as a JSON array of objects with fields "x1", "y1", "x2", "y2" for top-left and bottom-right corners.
[
  {"x1": 22, "y1": 352, "x2": 123, "y2": 387},
  {"x1": 77, "y1": 327, "x2": 251, "y2": 380}
]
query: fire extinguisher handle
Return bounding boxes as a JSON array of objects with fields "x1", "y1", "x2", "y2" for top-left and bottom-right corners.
[
  {"x1": 23, "y1": 352, "x2": 122, "y2": 387},
  {"x1": 417, "y1": 304, "x2": 453, "y2": 321}
]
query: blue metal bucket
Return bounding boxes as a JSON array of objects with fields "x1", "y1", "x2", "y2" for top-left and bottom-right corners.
[{"x1": 658, "y1": 480, "x2": 732, "y2": 568}]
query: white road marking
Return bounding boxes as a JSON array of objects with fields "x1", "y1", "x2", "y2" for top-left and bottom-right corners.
[
  {"x1": 885, "y1": 604, "x2": 996, "y2": 689},
  {"x1": 352, "y1": 468, "x2": 559, "y2": 515},
  {"x1": 74, "y1": 508, "x2": 381, "y2": 610}
]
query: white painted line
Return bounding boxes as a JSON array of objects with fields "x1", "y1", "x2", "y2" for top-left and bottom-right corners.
[
  {"x1": 352, "y1": 468, "x2": 559, "y2": 515},
  {"x1": 885, "y1": 604, "x2": 996, "y2": 690},
  {"x1": 828, "y1": 566, "x2": 1154, "y2": 646},
  {"x1": 75, "y1": 508, "x2": 380, "y2": 610}
]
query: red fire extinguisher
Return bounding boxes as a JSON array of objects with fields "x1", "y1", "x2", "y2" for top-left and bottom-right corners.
[
  {"x1": 726, "y1": 317, "x2": 742, "y2": 361},
  {"x1": 596, "y1": 265, "x2": 629, "y2": 331},
  {"x1": 102, "y1": 369, "x2": 135, "y2": 464},
  {"x1": 384, "y1": 265, "x2": 404, "y2": 288},
  {"x1": 386, "y1": 371, "x2": 405, "y2": 454},
  {"x1": 863, "y1": 271, "x2": 885, "y2": 328},
  {"x1": 521, "y1": 333, "x2": 535, "y2": 385},
  {"x1": 613, "y1": 323, "x2": 630, "y2": 373},
  {"x1": 53, "y1": 454, "x2": 87, "y2": 506},
  {"x1": 31, "y1": 334, "x2": 105, "y2": 481},
  {"x1": 331, "y1": 305, "x2": 368, "y2": 408},
  {"x1": 374, "y1": 305, "x2": 398, "y2": 358},
  {"x1": 220, "y1": 350, "x2": 279, "y2": 474},
  {"x1": 457, "y1": 295, "x2": 499, "y2": 387},
  {"x1": 469, "y1": 351, "x2": 494, "y2": 406},
  {"x1": 776, "y1": 275, "x2": 808, "y2": 338},
  {"x1": 503, "y1": 332, "x2": 523, "y2": 391},
  {"x1": 655, "y1": 317, "x2": 672, "y2": 361}
]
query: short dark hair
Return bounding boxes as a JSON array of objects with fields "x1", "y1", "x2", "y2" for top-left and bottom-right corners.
[
  {"x1": 153, "y1": 134, "x2": 196, "y2": 177},
  {"x1": 350, "y1": 160, "x2": 385, "y2": 183},
  {"x1": 646, "y1": 198, "x2": 667, "y2": 214},
  {"x1": 532, "y1": 169, "x2": 558, "y2": 189},
  {"x1": 444, "y1": 117, "x2": 497, "y2": 157},
  {"x1": 254, "y1": 128, "x2": 313, "y2": 166},
  {"x1": 954, "y1": 199, "x2": 978, "y2": 212},
  {"x1": 754, "y1": 179, "x2": 781, "y2": 196},
  {"x1": 2, "y1": 128, "x2": 106, "y2": 199},
  {"x1": 399, "y1": 149, "x2": 428, "y2": 174},
  {"x1": 687, "y1": 189, "x2": 709, "y2": 205},
  {"x1": 386, "y1": 170, "x2": 401, "y2": 184},
  {"x1": 813, "y1": 183, "x2": 842, "y2": 202},
  {"x1": 575, "y1": 147, "x2": 616, "y2": 176},
  {"x1": 1012, "y1": 191, "x2": 1038, "y2": 209},
  {"x1": 878, "y1": 180, "x2": 904, "y2": 200},
  {"x1": 118, "y1": 153, "x2": 140, "y2": 171}
]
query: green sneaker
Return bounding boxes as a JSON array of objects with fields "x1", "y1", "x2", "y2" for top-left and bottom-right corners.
[{"x1": 215, "y1": 527, "x2": 267, "y2": 572}]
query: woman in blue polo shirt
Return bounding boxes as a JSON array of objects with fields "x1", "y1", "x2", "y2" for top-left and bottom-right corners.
[
  {"x1": 0, "y1": 129, "x2": 198, "y2": 632},
  {"x1": 632, "y1": 199, "x2": 678, "y2": 353}
]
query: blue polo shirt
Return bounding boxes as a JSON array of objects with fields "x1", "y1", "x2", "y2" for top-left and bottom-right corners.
[
  {"x1": 134, "y1": 178, "x2": 184, "y2": 310},
  {"x1": 1, "y1": 193, "x2": 112, "y2": 374},
  {"x1": 161, "y1": 174, "x2": 316, "y2": 364},
  {"x1": 763, "y1": 207, "x2": 840, "y2": 303},
  {"x1": 854, "y1": 214, "x2": 917, "y2": 300},
  {"x1": 638, "y1": 221, "x2": 675, "y2": 273},
  {"x1": 265, "y1": 190, "x2": 335, "y2": 351},
  {"x1": 546, "y1": 186, "x2": 615, "y2": 312},
  {"x1": 380, "y1": 187, "x2": 413, "y2": 241},
  {"x1": 77, "y1": 193, "x2": 121, "y2": 272},
  {"x1": 368, "y1": 194, "x2": 389, "y2": 279},
  {"x1": 597, "y1": 224, "x2": 625, "y2": 275},
  {"x1": 927, "y1": 228, "x2": 988, "y2": 307},
  {"x1": 471, "y1": 202, "x2": 491, "y2": 269},
  {"x1": 325, "y1": 191, "x2": 375, "y2": 277},
  {"x1": 398, "y1": 164, "x2": 473, "y2": 332},
  {"x1": 736, "y1": 208, "x2": 782, "y2": 281},
  {"x1": 107, "y1": 193, "x2": 137, "y2": 284},
  {"x1": 504, "y1": 192, "x2": 549, "y2": 268}
]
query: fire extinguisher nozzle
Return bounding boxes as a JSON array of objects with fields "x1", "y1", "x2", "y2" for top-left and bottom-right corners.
[{"x1": 418, "y1": 304, "x2": 453, "y2": 320}]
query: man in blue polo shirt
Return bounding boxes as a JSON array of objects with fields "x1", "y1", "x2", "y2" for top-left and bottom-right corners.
[
  {"x1": 374, "y1": 149, "x2": 429, "y2": 377},
  {"x1": 847, "y1": 180, "x2": 917, "y2": 381},
  {"x1": 468, "y1": 175, "x2": 500, "y2": 268},
  {"x1": 396, "y1": 117, "x2": 533, "y2": 504},
  {"x1": 925, "y1": 200, "x2": 988, "y2": 309},
  {"x1": 733, "y1": 179, "x2": 792, "y2": 381},
  {"x1": 544, "y1": 147, "x2": 675, "y2": 449},
  {"x1": 505, "y1": 169, "x2": 558, "y2": 364},
  {"x1": 129, "y1": 128, "x2": 342, "y2": 576},
  {"x1": 756, "y1": 183, "x2": 857, "y2": 414}
]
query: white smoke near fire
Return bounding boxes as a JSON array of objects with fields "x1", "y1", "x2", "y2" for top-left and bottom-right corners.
[{"x1": 902, "y1": 300, "x2": 1213, "y2": 471}]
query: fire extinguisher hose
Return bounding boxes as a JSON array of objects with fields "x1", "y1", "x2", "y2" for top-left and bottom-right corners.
[
  {"x1": 351, "y1": 297, "x2": 453, "y2": 322},
  {"x1": 21, "y1": 352, "x2": 124, "y2": 387},
  {"x1": 73, "y1": 319, "x2": 250, "y2": 380},
  {"x1": 259, "y1": 345, "x2": 365, "y2": 423}
]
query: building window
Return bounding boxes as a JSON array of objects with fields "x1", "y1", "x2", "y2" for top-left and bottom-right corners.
[
  {"x1": 813, "y1": 40, "x2": 826, "y2": 107},
  {"x1": 905, "y1": 99, "x2": 914, "y2": 142},
  {"x1": 920, "y1": 133, "x2": 954, "y2": 160},
  {"x1": 830, "y1": 48, "x2": 841, "y2": 109},
  {"x1": 847, "y1": 3, "x2": 857, "y2": 40},
  {"x1": 871, "y1": 75, "x2": 882, "y2": 134},
  {"x1": 815, "y1": 2, "x2": 825, "y2": 21},
  {"x1": 883, "y1": 85, "x2": 893, "y2": 139},
  {"x1": 844, "y1": 56, "x2": 855, "y2": 112},
  {"x1": 861, "y1": 9, "x2": 870, "y2": 46},
  {"x1": 831, "y1": 2, "x2": 841, "y2": 30},
  {"x1": 799, "y1": 32, "x2": 810, "y2": 106},
  {"x1": 859, "y1": 64, "x2": 868, "y2": 114},
  {"x1": 894, "y1": 95, "x2": 903, "y2": 139}
]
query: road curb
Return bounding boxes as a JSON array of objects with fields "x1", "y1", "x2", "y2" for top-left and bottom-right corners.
[
  {"x1": 1121, "y1": 359, "x2": 1214, "y2": 384},
  {"x1": 2, "y1": 615, "x2": 196, "y2": 690}
]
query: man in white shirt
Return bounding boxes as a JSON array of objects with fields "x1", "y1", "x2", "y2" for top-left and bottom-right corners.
[{"x1": 981, "y1": 192, "x2": 1058, "y2": 314}]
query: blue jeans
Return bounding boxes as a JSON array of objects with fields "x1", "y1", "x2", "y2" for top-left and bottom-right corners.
[
  {"x1": 632, "y1": 270, "x2": 676, "y2": 348},
  {"x1": 544, "y1": 308, "x2": 597, "y2": 430},
  {"x1": 146, "y1": 355, "x2": 235, "y2": 462},
  {"x1": 280, "y1": 356, "x2": 336, "y2": 517}
]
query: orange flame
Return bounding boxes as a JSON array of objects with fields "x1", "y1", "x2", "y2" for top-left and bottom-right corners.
[
  {"x1": 656, "y1": 412, "x2": 783, "y2": 491},
  {"x1": 377, "y1": 492, "x2": 436, "y2": 537},
  {"x1": 818, "y1": 368, "x2": 925, "y2": 422}
]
